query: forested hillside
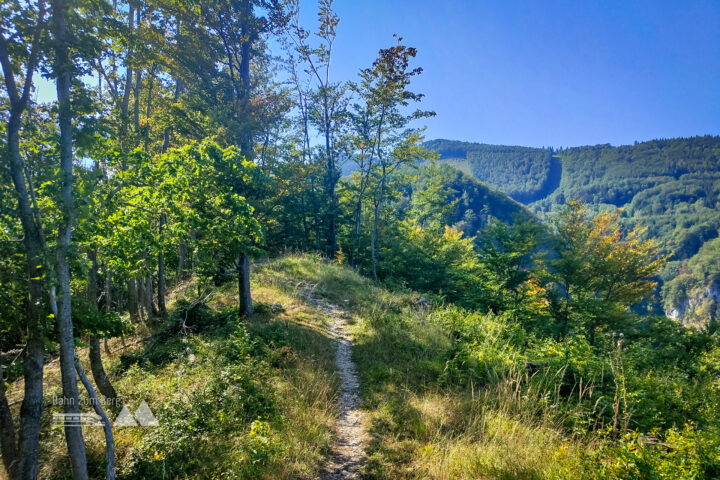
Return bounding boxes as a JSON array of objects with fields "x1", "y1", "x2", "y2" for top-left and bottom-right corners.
[
  {"x1": 427, "y1": 136, "x2": 720, "y2": 326},
  {"x1": 424, "y1": 139, "x2": 559, "y2": 203}
]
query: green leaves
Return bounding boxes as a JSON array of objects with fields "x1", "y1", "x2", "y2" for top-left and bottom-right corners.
[{"x1": 93, "y1": 139, "x2": 262, "y2": 281}]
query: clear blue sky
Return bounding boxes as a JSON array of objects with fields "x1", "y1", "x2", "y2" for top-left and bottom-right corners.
[
  {"x1": 33, "y1": 0, "x2": 720, "y2": 148},
  {"x1": 316, "y1": 0, "x2": 720, "y2": 148}
]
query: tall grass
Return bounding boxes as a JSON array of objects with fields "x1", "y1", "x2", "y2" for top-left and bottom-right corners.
[
  {"x1": 14, "y1": 254, "x2": 714, "y2": 479},
  {"x1": 34, "y1": 257, "x2": 340, "y2": 479},
  {"x1": 261, "y1": 255, "x2": 592, "y2": 478}
]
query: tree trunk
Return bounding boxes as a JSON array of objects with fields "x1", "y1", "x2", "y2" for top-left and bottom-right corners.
[
  {"x1": 133, "y1": 68, "x2": 142, "y2": 133},
  {"x1": 1, "y1": 59, "x2": 47, "y2": 480},
  {"x1": 189, "y1": 229, "x2": 197, "y2": 275},
  {"x1": 145, "y1": 275, "x2": 156, "y2": 317},
  {"x1": 370, "y1": 111, "x2": 386, "y2": 281},
  {"x1": 127, "y1": 279, "x2": 139, "y2": 323},
  {"x1": 157, "y1": 214, "x2": 167, "y2": 317},
  {"x1": 89, "y1": 337, "x2": 117, "y2": 400},
  {"x1": 177, "y1": 243, "x2": 187, "y2": 281},
  {"x1": 0, "y1": 366, "x2": 20, "y2": 480},
  {"x1": 137, "y1": 278, "x2": 146, "y2": 321},
  {"x1": 87, "y1": 252, "x2": 117, "y2": 400},
  {"x1": 324, "y1": 106, "x2": 337, "y2": 258},
  {"x1": 52, "y1": 0, "x2": 89, "y2": 477},
  {"x1": 3, "y1": 116, "x2": 48, "y2": 480},
  {"x1": 353, "y1": 196, "x2": 363, "y2": 267},
  {"x1": 371, "y1": 210, "x2": 379, "y2": 280},
  {"x1": 74, "y1": 358, "x2": 115, "y2": 480},
  {"x1": 143, "y1": 65, "x2": 154, "y2": 152},
  {"x1": 88, "y1": 251, "x2": 99, "y2": 307},
  {"x1": 238, "y1": 254, "x2": 253, "y2": 317},
  {"x1": 371, "y1": 178, "x2": 385, "y2": 281},
  {"x1": 18, "y1": 338, "x2": 45, "y2": 480},
  {"x1": 119, "y1": 4, "x2": 133, "y2": 141},
  {"x1": 157, "y1": 253, "x2": 166, "y2": 316},
  {"x1": 104, "y1": 266, "x2": 112, "y2": 313},
  {"x1": 237, "y1": 7, "x2": 255, "y2": 318}
]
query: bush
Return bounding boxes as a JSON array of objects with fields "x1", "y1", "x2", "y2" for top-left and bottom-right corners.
[{"x1": 583, "y1": 424, "x2": 720, "y2": 479}]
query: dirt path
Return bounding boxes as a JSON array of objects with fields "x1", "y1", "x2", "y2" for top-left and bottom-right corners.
[{"x1": 298, "y1": 284, "x2": 367, "y2": 479}]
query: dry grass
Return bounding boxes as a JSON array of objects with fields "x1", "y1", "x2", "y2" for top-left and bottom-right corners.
[
  {"x1": 4, "y1": 254, "x2": 595, "y2": 479},
  {"x1": 4, "y1": 257, "x2": 343, "y2": 479},
  {"x1": 246, "y1": 255, "x2": 592, "y2": 479}
]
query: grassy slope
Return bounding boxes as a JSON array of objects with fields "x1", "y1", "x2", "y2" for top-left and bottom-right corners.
[
  {"x1": 6, "y1": 257, "x2": 341, "y2": 479},
  {"x1": 261, "y1": 255, "x2": 587, "y2": 479},
  {"x1": 6, "y1": 254, "x2": 588, "y2": 479}
]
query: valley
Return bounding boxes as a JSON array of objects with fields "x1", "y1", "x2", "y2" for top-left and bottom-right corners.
[{"x1": 427, "y1": 136, "x2": 720, "y2": 327}]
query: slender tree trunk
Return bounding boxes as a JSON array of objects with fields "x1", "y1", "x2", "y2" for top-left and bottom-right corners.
[
  {"x1": 370, "y1": 111, "x2": 386, "y2": 280},
  {"x1": 371, "y1": 211, "x2": 378, "y2": 280},
  {"x1": 324, "y1": 104, "x2": 337, "y2": 258},
  {"x1": 87, "y1": 252, "x2": 117, "y2": 400},
  {"x1": 127, "y1": 279, "x2": 139, "y2": 323},
  {"x1": 52, "y1": 0, "x2": 89, "y2": 477},
  {"x1": 105, "y1": 266, "x2": 112, "y2": 313},
  {"x1": 237, "y1": 5, "x2": 254, "y2": 317},
  {"x1": 371, "y1": 176, "x2": 385, "y2": 281},
  {"x1": 238, "y1": 254, "x2": 253, "y2": 317},
  {"x1": 74, "y1": 358, "x2": 115, "y2": 480},
  {"x1": 133, "y1": 68, "x2": 142, "y2": 132},
  {"x1": 137, "y1": 279, "x2": 146, "y2": 322},
  {"x1": 353, "y1": 195, "x2": 363, "y2": 267},
  {"x1": 88, "y1": 251, "x2": 100, "y2": 307},
  {"x1": 300, "y1": 194, "x2": 309, "y2": 250},
  {"x1": 0, "y1": 366, "x2": 19, "y2": 480},
  {"x1": 157, "y1": 213, "x2": 167, "y2": 316},
  {"x1": 4, "y1": 115, "x2": 47, "y2": 480},
  {"x1": 145, "y1": 275, "x2": 155, "y2": 318},
  {"x1": 0, "y1": 10, "x2": 47, "y2": 477},
  {"x1": 157, "y1": 254, "x2": 166, "y2": 316},
  {"x1": 119, "y1": 4, "x2": 134, "y2": 141},
  {"x1": 188, "y1": 229, "x2": 197, "y2": 275},
  {"x1": 3, "y1": 111, "x2": 46, "y2": 480},
  {"x1": 143, "y1": 65, "x2": 155, "y2": 152}
]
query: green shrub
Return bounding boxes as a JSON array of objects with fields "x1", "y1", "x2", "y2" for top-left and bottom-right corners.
[{"x1": 583, "y1": 424, "x2": 720, "y2": 480}]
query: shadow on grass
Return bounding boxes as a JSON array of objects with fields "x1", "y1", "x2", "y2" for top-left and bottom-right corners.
[{"x1": 113, "y1": 295, "x2": 338, "y2": 380}]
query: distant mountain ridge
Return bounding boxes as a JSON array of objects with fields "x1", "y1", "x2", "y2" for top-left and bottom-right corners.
[
  {"x1": 425, "y1": 135, "x2": 720, "y2": 327},
  {"x1": 424, "y1": 139, "x2": 561, "y2": 203}
]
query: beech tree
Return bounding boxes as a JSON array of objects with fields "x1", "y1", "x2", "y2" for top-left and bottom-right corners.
[
  {"x1": 353, "y1": 37, "x2": 435, "y2": 278},
  {"x1": 284, "y1": 0, "x2": 346, "y2": 257},
  {"x1": 0, "y1": 2, "x2": 50, "y2": 478},
  {"x1": 156, "y1": 142, "x2": 263, "y2": 316}
]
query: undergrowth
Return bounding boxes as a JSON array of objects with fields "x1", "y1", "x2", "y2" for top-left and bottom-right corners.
[
  {"x1": 38, "y1": 258, "x2": 338, "y2": 480},
  {"x1": 266, "y1": 254, "x2": 720, "y2": 479},
  {"x1": 24, "y1": 254, "x2": 720, "y2": 479}
]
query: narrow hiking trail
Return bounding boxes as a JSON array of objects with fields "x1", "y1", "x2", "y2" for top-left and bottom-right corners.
[{"x1": 298, "y1": 284, "x2": 367, "y2": 479}]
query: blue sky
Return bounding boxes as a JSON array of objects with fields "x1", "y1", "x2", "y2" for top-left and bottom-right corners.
[
  {"x1": 33, "y1": 0, "x2": 720, "y2": 148},
  {"x1": 313, "y1": 0, "x2": 720, "y2": 148}
]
